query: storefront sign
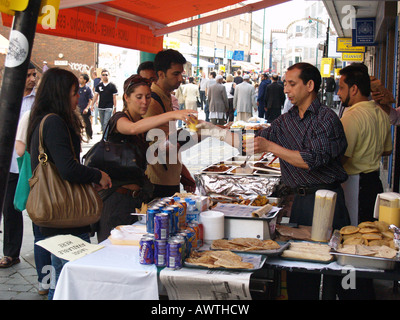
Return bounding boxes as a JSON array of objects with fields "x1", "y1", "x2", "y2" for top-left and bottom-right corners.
[
  {"x1": 352, "y1": 18, "x2": 377, "y2": 46},
  {"x1": 336, "y1": 38, "x2": 365, "y2": 53},
  {"x1": 0, "y1": 0, "x2": 28, "y2": 15},
  {"x1": 320, "y1": 57, "x2": 334, "y2": 78},
  {"x1": 341, "y1": 52, "x2": 364, "y2": 62}
]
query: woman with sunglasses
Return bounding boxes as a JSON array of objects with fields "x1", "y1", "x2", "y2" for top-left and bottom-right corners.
[{"x1": 96, "y1": 75, "x2": 197, "y2": 242}]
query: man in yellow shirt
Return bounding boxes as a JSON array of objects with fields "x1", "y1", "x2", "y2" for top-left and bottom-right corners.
[
  {"x1": 143, "y1": 49, "x2": 196, "y2": 197},
  {"x1": 338, "y1": 63, "x2": 392, "y2": 226}
]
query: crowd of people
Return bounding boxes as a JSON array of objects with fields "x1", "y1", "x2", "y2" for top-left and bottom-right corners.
[{"x1": 0, "y1": 46, "x2": 397, "y2": 301}]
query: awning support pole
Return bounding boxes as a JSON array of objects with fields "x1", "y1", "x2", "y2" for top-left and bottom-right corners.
[{"x1": 0, "y1": 0, "x2": 41, "y2": 212}]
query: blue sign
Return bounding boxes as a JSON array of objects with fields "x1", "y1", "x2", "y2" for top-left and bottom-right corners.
[
  {"x1": 226, "y1": 50, "x2": 233, "y2": 60},
  {"x1": 352, "y1": 18, "x2": 377, "y2": 46},
  {"x1": 232, "y1": 50, "x2": 244, "y2": 61}
]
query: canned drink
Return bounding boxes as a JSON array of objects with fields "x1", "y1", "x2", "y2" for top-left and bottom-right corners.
[
  {"x1": 146, "y1": 207, "x2": 160, "y2": 234},
  {"x1": 161, "y1": 207, "x2": 175, "y2": 235},
  {"x1": 175, "y1": 232, "x2": 189, "y2": 257},
  {"x1": 139, "y1": 236, "x2": 154, "y2": 265},
  {"x1": 169, "y1": 205, "x2": 180, "y2": 234},
  {"x1": 174, "y1": 201, "x2": 187, "y2": 230},
  {"x1": 167, "y1": 239, "x2": 182, "y2": 269},
  {"x1": 154, "y1": 213, "x2": 169, "y2": 240},
  {"x1": 154, "y1": 240, "x2": 167, "y2": 267},
  {"x1": 181, "y1": 228, "x2": 195, "y2": 253},
  {"x1": 188, "y1": 222, "x2": 200, "y2": 248},
  {"x1": 171, "y1": 235, "x2": 186, "y2": 262}
]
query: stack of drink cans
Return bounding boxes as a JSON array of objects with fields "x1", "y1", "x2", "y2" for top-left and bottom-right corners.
[{"x1": 139, "y1": 197, "x2": 204, "y2": 269}]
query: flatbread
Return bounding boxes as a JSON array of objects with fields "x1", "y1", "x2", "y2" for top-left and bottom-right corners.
[
  {"x1": 359, "y1": 227, "x2": 380, "y2": 234},
  {"x1": 340, "y1": 226, "x2": 360, "y2": 235},
  {"x1": 185, "y1": 250, "x2": 254, "y2": 269}
]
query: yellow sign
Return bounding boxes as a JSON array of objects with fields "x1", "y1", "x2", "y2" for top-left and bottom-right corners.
[
  {"x1": 321, "y1": 57, "x2": 334, "y2": 78},
  {"x1": 341, "y1": 52, "x2": 364, "y2": 62},
  {"x1": 336, "y1": 38, "x2": 365, "y2": 53},
  {"x1": 0, "y1": 0, "x2": 29, "y2": 15},
  {"x1": 37, "y1": 0, "x2": 60, "y2": 29}
]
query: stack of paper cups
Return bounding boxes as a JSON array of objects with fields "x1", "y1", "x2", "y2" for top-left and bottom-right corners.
[{"x1": 200, "y1": 211, "x2": 224, "y2": 244}]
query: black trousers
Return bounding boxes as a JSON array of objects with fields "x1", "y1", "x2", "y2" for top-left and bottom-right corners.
[
  {"x1": 2, "y1": 173, "x2": 23, "y2": 258},
  {"x1": 81, "y1": 111, "x2": 93, "y2": 139},
  {"x1": 358, "y1": 171, "x2": 383, "y2": 223}
]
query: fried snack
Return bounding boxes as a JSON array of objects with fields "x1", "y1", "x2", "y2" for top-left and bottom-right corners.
[
  {"x1": 343, "y1": 237, "x2": 364, "y2": 245},
  {"x1": 374, "y1": 220, "x2": 390, "y2": 232},
  {"x1": 186, "y1": 250, "x2": 254, "y2": 269},
  {"x1": 358, "y1": 221, "x2": 376, "y2": 229},
  {"x1": 340, "y1": 226, "x2": 360, "y2": 235},
  {"x1": 211, "y1": 238, "x2": 280, "y2": 251},
  {"x1": 342, "y1": 232, "x2": 362, "y2": 241},
  {"x1": 359, "y1": 227, "x2": 380, "y2": 234},
  {"x1": 382, "y1": 231, "x2": 395, "y2": 239},
  {"x1": 362, "y1": 233, "x2": 382, "y2": 241}
]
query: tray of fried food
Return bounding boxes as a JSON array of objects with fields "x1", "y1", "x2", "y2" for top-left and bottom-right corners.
[
  {"x1": 201, "y1": 164, "x2": 233, "y2": 174},
  {"x1": 281, "y1": 241, "x2": 334, "y2": 263},
  {"x1": 332, "y1": 220, "x2": 399, "y2": 267},
  {"x1": 184, "y1": 250, "x2": 266, "y2": 271},
  {"x1": 211, "y1": 237, "x2": 288, "y2": 256}
]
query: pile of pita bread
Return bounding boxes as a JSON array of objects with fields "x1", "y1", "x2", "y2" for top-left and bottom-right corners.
[
  {"x1": 337, "y1": 221, "x2": 398, "y2": 259},
  {"x1": 185, "y1": 250, "x2": 254, "y2": 269},
  {"x1": 211, "y1": 238, "x2": 280, "y2": 251}
]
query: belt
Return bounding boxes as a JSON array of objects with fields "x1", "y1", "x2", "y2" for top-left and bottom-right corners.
[
  {"x1": 293, "y1": 182, "x2": 340, "y2": 196},
  {"x1": 115, "y1": 186, "x2": 141, "y2": 198}
]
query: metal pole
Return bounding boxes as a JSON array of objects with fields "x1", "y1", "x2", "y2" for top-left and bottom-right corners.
[
  {"x1": 0, "y1": 0, "x2": 41, "y2": 213},
  {"x1": 269, "y1": 29, "x2": 273, "y2": 73},
  {"x1": 261, "y1": 9, "x2": 265, "y2": 72},
  {"x1": 196, "y1": 15, "x2": 200, "y2": 77}
]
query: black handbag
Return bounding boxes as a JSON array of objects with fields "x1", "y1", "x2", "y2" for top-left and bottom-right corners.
[{"x1": 83, "y1": 113, "x2": 147, "y2": 181}]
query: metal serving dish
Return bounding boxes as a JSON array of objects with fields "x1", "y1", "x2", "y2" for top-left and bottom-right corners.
[{"x1": 330, "y1": 251, "x2": 399, "y2": 270}]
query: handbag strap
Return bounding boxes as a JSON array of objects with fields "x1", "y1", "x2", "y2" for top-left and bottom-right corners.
[{"x1": 38, "y1": 113, "x2": 78, "y2": 162}]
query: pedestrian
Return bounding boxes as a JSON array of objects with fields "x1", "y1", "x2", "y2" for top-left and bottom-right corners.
[
  {"x1": 234, "y1": 70, "x2": 243, "y2": 85},
  {"x1": 0, "y1": 63, "x2": 36, "y2": 270},
  {"x1": 338, "y1": 63, "x2": 392, "y2": 226},
  {"x1": 208, "y1": 74, "x2": 229, "y2": 125},
  {"x1": 325, "y1": 74, "x2": 336, "y2": 107},
  {"x1": 143, "y1": 49, "x2": 197, "y2": 197},
  {"x1": 233, "y1": 74, "x2": 256, "y2": 122},
  {"x1": 197, "y1": 62, "x2": 350, "y2": 300},
  {"x1": 264, "y1": 74, "x2": 285, "y2": 123},
  {"x1": 204, "y1": 71, "x2": 216, "y2": 122},
  {"x1": 96, "y1": 75, "x2": 197, "y2": 242},
  {"x1": 78, "y1": 73, "x2": 93, "y2": 140},
  {"x1": 199, "y1": 72, "x2": 208, "y2": 110},
  {"x1": 174, "y1": 83, "x2": 186, "y2": 128},
  {"x1": 26, "y1": 68, "x2": 112, "y2": 300},
  {"x1": 42, "y1": 61, "x2": 49, "y2": 73},
  {"x1": 223, "y1": 74, "x2": 235, "y2": 121},
  {"x1": 183, "y1": 76, "x2": 200, "y2": 110},
  {"x1": 91, "y1": 68, "x2": 101, "y2": 125},
  {"x1": 257, "y1": 73, "x2": 271, "y2": 119},
  {"x1": 91, "y1": 69, "x2": 118, "y2": 133}
]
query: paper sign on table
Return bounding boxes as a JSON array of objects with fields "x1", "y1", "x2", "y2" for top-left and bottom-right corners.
[{"x1": 36, "y1": 234, "x2": 104, "y2": 261}]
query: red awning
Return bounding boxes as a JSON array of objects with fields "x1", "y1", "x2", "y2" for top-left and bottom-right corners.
[{"x1": 2, "y1": 0, "x2": 288, "y2": 53}]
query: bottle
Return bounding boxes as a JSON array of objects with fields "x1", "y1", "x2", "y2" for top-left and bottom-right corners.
[{"x1": 186, "y1": 199, "x2": 200, "y2": 223}]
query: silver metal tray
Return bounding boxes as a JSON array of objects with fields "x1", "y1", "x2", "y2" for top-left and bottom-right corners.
[
  {"x1": 211, "y1": 241, "x2": 289, "y2": 256},
  {"x1": 331, "y1": 251, "x2": 399, "y2": 270}
]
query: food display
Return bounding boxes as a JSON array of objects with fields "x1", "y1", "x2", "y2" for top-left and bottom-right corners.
[
  {"x1": 202, "y1": 164, "x2": 232, "y2": 173},
  {"x1": 211, "y1": 238, "x2": 280, "y2": 251},
  {"x1": 335, "y1": 220, "x2": 398, "y2": 259},
  {"x1": 281, "y1": 241, "x2": 334, "y2": 262},
  {"x1": 185, "y1": 250, "x2": 254, "y2": 269}
]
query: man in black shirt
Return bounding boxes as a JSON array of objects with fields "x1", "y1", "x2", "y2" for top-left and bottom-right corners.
[
  {"x1": 78, "y1": 74, "x2": 93, "y2": 140},
  {"x1": 91, "y1": 69, "x2": 118, "y2": 133}
]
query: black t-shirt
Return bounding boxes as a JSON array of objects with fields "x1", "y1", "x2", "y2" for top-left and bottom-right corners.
[{"x1": 95, "y1": 82, "x2": 118, "y2": 109}]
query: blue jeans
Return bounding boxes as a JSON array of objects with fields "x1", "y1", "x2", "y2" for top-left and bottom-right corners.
[
  {"x1": 47, "y1": 232, "x2": 90, "y2": 300},
  {"x1": 204, "y1": 99, "x2": 210, "y2": 122},
  {"x1": 177, "y1": 103, "x2": 185, "y2": 128},
  {"x1": 32, "y1": 223, "x2": 52, "y2": 284},
  {"x1": 98, "y1": 108, "x2": 113, "y2": 132}
]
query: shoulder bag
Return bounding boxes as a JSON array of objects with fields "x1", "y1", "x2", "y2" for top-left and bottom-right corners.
[
  {"x1": 26, "y1": 114, "x2": 103, "y2": 228},
  {"x1": 83, "y1": 113, "x2": 147, "y2": 180}
]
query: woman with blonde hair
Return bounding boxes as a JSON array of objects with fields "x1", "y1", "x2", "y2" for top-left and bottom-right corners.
[{"x1": 223, "y1": 74, "x2": 235, "y2": 121}]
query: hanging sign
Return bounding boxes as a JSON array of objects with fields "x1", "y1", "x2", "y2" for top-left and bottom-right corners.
[
  {"x1": 352, "y1": 18, "x2": 377, "y2": 46},
  {"x1": 336, "y1": 38, "x2": 365, "y2": 53},
  {"x1": 0, "y1": 0, "x2": 29, "y2": 15},
  {"x1": 341, "y1": 52, "x2": 364, "y2": 62}
]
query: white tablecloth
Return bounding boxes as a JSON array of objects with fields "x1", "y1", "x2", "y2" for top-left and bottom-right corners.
[{"x1": 53, "y1": 240, "x2": 159, "y2": 300}]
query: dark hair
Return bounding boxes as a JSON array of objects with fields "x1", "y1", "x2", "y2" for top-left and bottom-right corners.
[
  {"x1": 339, "y1": 63, "x2": 370, "y2": 97},
  {"x1": 210, "y1": 71, "x2": 216, "y2": 78},
  {"x1": 27, "y1": 68, "x2": 82, "y2": 152},
  {"x1": 154, "y1": 49, "x2": 186, "y2": 76},
  {"x1": 189, "y1": 77, "x2": 194, "y2": 83},
  {"x1": 288, "y1": 62, "x2": 321, "y2": 93},
  {"x1": 80, "y1": 73, "x2": 89, "y2": 83},
  {"x1": 137, "y1": 61, "x2": 155, "y2": 74},
  {"x1": 122, "y1": 74, "x2": 152, "y2": 109}
]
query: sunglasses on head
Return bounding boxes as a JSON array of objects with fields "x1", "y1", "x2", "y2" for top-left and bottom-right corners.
[
  {"x1": 102, "y1": 73, "x2": 109, "y2": 76},
  {"x1": 125, "y1": 76, "x2": 152, "y2": 91}
]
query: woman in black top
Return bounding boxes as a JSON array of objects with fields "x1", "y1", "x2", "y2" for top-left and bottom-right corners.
[
  {"x1": 27, "y1": 68, "x2": 112, "y2": 299},
  {"x1": 96, "y1": 75, "x2": 197, "y2": 242}
]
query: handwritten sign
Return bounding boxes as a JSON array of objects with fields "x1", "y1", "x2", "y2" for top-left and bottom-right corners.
[{"x1": 36, "y1": 234, "x2": 104, "y2": 261}]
